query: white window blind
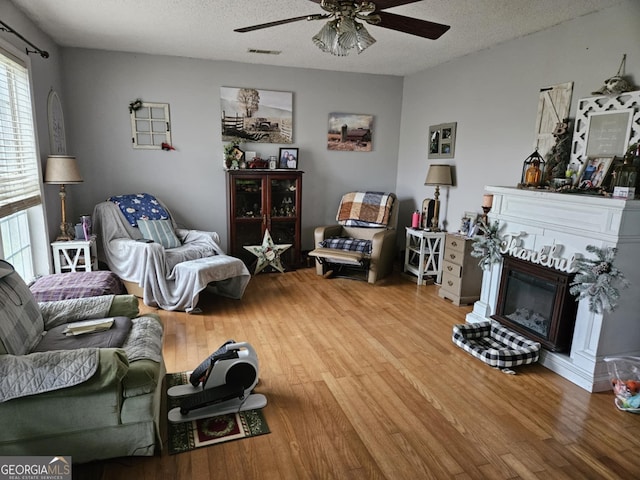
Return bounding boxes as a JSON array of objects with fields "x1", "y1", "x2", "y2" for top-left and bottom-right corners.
[{"x1": 0, "y1": 49, "x2": 40, "y2": 219}]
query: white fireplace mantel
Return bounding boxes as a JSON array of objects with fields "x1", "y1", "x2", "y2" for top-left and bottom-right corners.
[{"x1": 466, "y1": 186, "x2": 640, "y2": 392}]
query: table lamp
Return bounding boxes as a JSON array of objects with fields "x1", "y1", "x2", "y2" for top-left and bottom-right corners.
[
  {"x1": 424, "y1": 164, "x2": 453, "y2": 231},
  {"x1": 44, "y1": 155, "x2": 83, "y2": 241}
]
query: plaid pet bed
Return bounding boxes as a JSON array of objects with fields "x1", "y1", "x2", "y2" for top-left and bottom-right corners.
[
  {"x1": 30, "y1": 271, "x2": 126, "y2": 302},
  {"x1": 337, "y1": 192, "x2": 394, "y2": 227},
  {"x1": 452, "y1": 321, "x2": 540, "y2": 368},
  {"x1": 319, "y1": 237, "x2": 372, "y2": 255}
]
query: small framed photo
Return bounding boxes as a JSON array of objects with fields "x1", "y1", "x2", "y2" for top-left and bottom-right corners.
[
  {"x1": 231, "y1": 146, "x2": 244, "y2": 161},
  {"x1": 278, "y1": 147, "x2": 299, "y2": 169},
  {"x1": 460, "y1": 211, "x2": 479, "y2": 236},
  {"x1": 577, "y1": 156, "x2": 614, "y2": 189}
]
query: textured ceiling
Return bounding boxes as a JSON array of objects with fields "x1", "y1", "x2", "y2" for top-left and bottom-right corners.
[{"x1": 10, "y1": 0, "x2": 623, "y2": 76}]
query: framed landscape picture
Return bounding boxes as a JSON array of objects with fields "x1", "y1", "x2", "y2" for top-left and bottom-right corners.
[
  {"x1": 221, "y1": 87, "x2": 293, "y2": 144},
  {"x1": 327, "y1": 113, "x2": 373, "y2": 152}
]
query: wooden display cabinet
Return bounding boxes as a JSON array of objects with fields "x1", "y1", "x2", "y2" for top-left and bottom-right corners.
[{"x1": 227, "y1": 170, "x2": 303, "y2": 269}]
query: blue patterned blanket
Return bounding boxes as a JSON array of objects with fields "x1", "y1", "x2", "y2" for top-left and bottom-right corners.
[{"x1": 108, "y1": 193, "x2": 170, "y2": 227}]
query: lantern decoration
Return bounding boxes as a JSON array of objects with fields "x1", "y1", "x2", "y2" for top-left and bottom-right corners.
[{"x1": 520, "y1": 149, "x2": 546, "y2": 187}]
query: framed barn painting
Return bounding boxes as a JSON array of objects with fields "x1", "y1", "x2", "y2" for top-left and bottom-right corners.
[
  {"x1": 327, "y1": 113, "x2": 373, "y2": 152},
  {"x1": 221, "y1": 87, "x2": 293, "y2": 144}
]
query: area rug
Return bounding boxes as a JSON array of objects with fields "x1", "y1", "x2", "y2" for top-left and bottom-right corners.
[{"x1": 166, "y1": 372, "x2": 270, "y2": 455}]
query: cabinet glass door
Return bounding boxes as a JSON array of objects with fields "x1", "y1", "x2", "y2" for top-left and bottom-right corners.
[
  {"x1": 232, "y1": 177, "x2": 264, "y2": 265},
  {"x1": 269, "y1": 177, "x2": 298, "y2": 266}
]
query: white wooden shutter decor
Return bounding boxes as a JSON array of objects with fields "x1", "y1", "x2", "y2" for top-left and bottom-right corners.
[{"x1": 534, "y1": 82, "x2": 573, "y2": 160}]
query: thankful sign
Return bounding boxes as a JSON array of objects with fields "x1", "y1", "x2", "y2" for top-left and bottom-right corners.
[{"x1": 500, "y1": 233, "x2": 576, "y2": 273}]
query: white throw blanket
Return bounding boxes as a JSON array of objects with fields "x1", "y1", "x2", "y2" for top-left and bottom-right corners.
[{"x1": 93, "y1": 201, "x2": 251, "y2": 312}]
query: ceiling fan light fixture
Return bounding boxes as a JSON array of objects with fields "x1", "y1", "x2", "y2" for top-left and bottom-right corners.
[
  {"x1": 353, "y1": 21, "x2": 376, "y2": 54},
  {"x1": 313, "y1": 16, "x2": 376, "y2": 56},
  {"x1": 312, "y1": 20, "x2": 340, "y2": 54}
]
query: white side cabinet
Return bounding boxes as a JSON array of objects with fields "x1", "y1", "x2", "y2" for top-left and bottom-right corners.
[
  {"x1": 51, "y1": 236, "x2": 98, "y2": 273},
  {"x1": 438, "y1": 234, "x2": 483, "y2": 306},
  {"x1": 403, "y1": 228, "x2": 445, "y2": 285}
]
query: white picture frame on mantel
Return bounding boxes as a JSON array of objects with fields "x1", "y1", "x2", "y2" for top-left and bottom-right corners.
[
  {"x1": 570, "y1": 91, "x2": 640, "y2": 168},
  {"x1": 584, "y1": 109, "x2": 634, "y2": 158}
]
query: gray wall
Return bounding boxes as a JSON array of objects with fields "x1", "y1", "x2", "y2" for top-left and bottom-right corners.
[
  {"x1": 3, "y1": 0, "x2": 640, "y2": 264},
  {"x1": 397, "y1": 1, "x2": 640, "y2": 232},
  {"x1": 61, "y1": 51, "x2": 403, "y2": 251}
]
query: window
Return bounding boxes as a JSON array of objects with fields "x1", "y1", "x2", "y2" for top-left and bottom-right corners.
[
  {"x1": 0, "y1": 210, "x2": 33, "y2": 279},
  {"x1": 0, "y1": 49, "x2": 40, "y2": 217},
  {"x1": 130, "y1": 102, "x2": 171, "y2": 149},
  {"x1": 0, "y1": 45, "x2": 43, "y2": 281}
]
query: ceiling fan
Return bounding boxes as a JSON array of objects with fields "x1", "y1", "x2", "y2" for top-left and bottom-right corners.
[{"x1": 234, "y1": 0, "x2": 450, "y2": 56}]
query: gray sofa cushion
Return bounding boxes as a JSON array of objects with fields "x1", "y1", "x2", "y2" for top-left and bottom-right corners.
[
  {"x1": 0, "y1": 260, "x2": 44, "y2": 355},
  {"x1": 32, "y1": 316, "x2": 132, "y2": 352}
]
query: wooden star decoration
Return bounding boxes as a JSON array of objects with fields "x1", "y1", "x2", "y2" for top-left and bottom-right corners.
[{"x1": 243, "y1": 229, "x2": 292, "y2": 274}]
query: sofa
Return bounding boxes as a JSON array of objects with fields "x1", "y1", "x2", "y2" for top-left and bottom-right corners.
[{"x1": 0, "y1": 260, "x2": 166, "y2": 463}]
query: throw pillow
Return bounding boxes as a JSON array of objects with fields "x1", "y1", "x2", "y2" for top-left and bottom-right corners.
[
  {"x1": 0, "y1": 260, "x2": 45, "y2": 355},
  {"x1": 137, "y1": 219, "x2": 181, "y2": 249}
]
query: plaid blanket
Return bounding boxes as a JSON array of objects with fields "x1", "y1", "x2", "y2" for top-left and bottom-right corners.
[
  {"x1": 30, "y1": 271, "x2": 125, "y2": 302},
  {"x1": 319, "y1": 237, "x2": 372, "y2": 255},
  {"x1": 336, "y1": 192, "x2": 394, "y2": 227}
]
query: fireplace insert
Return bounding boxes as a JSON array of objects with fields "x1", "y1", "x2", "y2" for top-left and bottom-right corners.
[{"x1": 492, "y1": 255, "x2": 577, "y2": 352}]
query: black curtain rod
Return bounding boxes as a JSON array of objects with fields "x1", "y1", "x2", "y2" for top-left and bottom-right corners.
[{"x1": 0, "y1": 20, "x2": 49, "y2": 58}]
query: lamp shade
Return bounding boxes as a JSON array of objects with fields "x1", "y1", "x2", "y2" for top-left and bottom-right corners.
[
  {"x1": 424, "y1": 164, "x2": 452, "y2": 186},
  {"x1": 44, "y1": 155, "x2": 83, "y2": 184}
]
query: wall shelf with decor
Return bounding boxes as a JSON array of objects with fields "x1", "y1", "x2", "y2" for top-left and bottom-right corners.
[{"x1": 227, "y1": 170, "x2": 303, "y2": 269}]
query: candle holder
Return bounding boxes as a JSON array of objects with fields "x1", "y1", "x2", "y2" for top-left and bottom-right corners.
[{"x1": 481, "y1": 194, "x2": 493, "y2": 224}]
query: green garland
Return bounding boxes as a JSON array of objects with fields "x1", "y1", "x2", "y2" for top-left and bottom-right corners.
[
  {"x1": 569, "y1": 245, "x2": 629, "y2": 314},
  {"x1": 470, "y1": 220, "x2": 503, "y2": 270}
]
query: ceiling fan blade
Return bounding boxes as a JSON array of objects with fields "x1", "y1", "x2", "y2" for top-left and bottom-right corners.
[
  {"x1": 307, "y1": 0, "x2": 421, "y2": 8},
  {"x1": 364, "y1": 0, "x2": 422, "y2": 9},
  {"x1": 376, "y1": 11, "x2": 450, "y2": 40},
  {"x1": 235, "y1": 14, "x2": 323, "y2": 33}
]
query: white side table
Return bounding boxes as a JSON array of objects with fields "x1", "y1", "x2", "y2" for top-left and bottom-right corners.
[
  {"x1": 51, "y1": 236, "x2": 98, "y2": 273},
  {"x1": 404, "y1": 228, "x2": 445, "y2": 285}
]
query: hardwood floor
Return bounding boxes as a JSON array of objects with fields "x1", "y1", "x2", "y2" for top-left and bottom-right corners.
[{"x1": 77, "y1": 266, "x2": 640, "y2": 479}]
